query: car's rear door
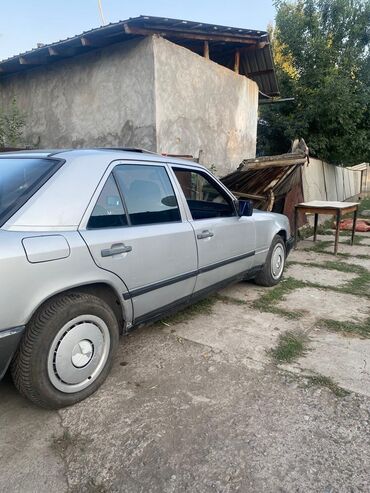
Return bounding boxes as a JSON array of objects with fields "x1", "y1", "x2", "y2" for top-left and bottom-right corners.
[
  {"x1": 170, "y1": 165, "x2": 256, "y2": 296},
  {"x1": 81, "y1": 161, "x2": 197, "y2": 323}
]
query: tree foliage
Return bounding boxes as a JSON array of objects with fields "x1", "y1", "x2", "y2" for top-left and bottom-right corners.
[
  {"x1": 258, "y1": 0, "x2": 370, "y2": 165},
  {"x1": 0, "y1": 97, "x2": 25, "y2": 148}
]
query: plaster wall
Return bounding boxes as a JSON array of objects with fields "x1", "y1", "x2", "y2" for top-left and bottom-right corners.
[
  {"x1": 153, "y1": 36, "x2": 259, "y2": 176},
  {"x1": 0, "y1": 38, "x2": 157, "y2": 150},
  {"x1": 0, "y1": 36, "x2": 259, "y2": 175}
]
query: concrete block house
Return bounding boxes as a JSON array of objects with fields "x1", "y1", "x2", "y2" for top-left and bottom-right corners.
[{"x1": 0, "y1": 16, "x2": 278, "y2": 175}]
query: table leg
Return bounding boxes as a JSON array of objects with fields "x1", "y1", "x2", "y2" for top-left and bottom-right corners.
[
  {"x1": 313, "y1": 213, "x2": 318, "y2": 242},
  {"x1": 351, "y1": 208, "x2": 358, "y2": 246},
  {"x1": 294, "y1": 207, "x2": 298, "y2": 248},
  {"x1": 334, "y1": 210, "x2": 341, "y2": 255}
]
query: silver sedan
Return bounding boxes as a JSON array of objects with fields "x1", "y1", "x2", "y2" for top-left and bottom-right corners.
[{"x1": 0, "y1": 149, "x2": 293, "y2": 408}]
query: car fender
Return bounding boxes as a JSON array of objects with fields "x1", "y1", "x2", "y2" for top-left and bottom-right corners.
[{"x1": 0, "y1": 230, "x2": 133, "y2": 331}]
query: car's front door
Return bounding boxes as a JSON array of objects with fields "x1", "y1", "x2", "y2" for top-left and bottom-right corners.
[
  {"x1": 171, "y1": 166, "x2": 256, "y2": 296},
  {"x1": 81, "y1": 162, "x2": 198, "y2": 323}
]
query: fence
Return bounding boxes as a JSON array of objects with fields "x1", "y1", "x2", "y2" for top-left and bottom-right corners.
[{"x1": 302, "y1": 158, "x2": 362, "y2": 202}]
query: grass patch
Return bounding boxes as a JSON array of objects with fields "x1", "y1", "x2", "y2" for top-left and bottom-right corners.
[
  {"x1": 358, "y1": 196, "x2": 370, "y2": 215},
  {"x1": 305, "y1": 374, "x2": 350, "y2": 397},
  {"x1": 160, "y1": 296, "x2": 217, "y2": 325},
  {"x1": 287, "y1": 259, "x2": 370, "y2": 298},
  {"x1": 252, "y1": 277, "x2": 305, "y2": 319},
  {"x1": 269, "y1": 331, "x2": 309, "y2": 363},
  {"x1": 319, "y1": 317, "x2": 370, "y2": 338},
  {"x1": 298, "y1": 218, "x2": 334, "y2": 240},
  {"x1": 303, "y1": 240, "x2": 336, "y2": 254},
  {"x1": 216, "y1": 293, "x2": 248, "y2": 305}
]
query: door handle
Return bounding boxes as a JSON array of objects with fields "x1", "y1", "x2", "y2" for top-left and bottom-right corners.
[
  {"x1": 101, "y1": 243, "x2": 132, "y2": 257},
  {"x1": 197, "y1": 230, "x2": 214, "y2": 240}
]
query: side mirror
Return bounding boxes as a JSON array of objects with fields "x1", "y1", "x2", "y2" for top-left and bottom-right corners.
[{"x1": 238, "y1": 199, "x2": 253, "y2": 217}]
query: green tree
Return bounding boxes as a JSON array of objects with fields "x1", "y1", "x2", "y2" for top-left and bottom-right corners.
[
  {"x1": 0, "y1": 97, "x2": 25, "y2": 147},
  {"x1": 258, "y1": 0, "x2": 370, "y2": 165}
]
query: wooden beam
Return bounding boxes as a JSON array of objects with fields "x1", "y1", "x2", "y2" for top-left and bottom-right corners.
[
  {"x1": 81, "y1": 36, "x2": 93, "y2": 47},
  {"x1": 246, "y1": 68, "x2": 275, "y2": 78},
  {"x1": 135, "y1": 22, "x2": 262, "y2": 41},
  {"x1": 19, "y1": 56, "x2": 46, "y2": 65},
  {"x1": 48, "y1": 47, "x2": 60, "y2": 56},
  {"x1": 234, "y1": 49, "x2": 240, "y2": 73},
  {"x1": 203, "y1": 40, "x2": 209, "y2": 59},
  {"x1": 48, "y1": 46, "x2": 79, "y2": 57},
  {"x1": 231, "y1": 191, "x2": 265, "y2": 201},
  {"x1": 123, "y1": 23, "x2": 258, "y2": 45},
  {"x1": 241, "y1": 157, "x2": 306, "y2": 171},
  {"x1": 80, "y1": 36, "x2": 106, "y2": 48}
]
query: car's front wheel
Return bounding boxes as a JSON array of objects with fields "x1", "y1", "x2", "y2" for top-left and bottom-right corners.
[
  {"x1": 254, "y1": 235, "x2": 286, "y2": 287},
  {"x1": 11, "y1": 292, "x2": 119, "y2": 409}
]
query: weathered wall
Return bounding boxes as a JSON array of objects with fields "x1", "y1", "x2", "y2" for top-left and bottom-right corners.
[
  {"x1": 0, "y1": 35, "x2": 259, "y2": 174},
  {"x1": 302, "y1": 158, "x2": 362, "y2": 202},
  {"x1": 0, "y1": 38, "x2": 157, "y2": 150},
  {"x1": 153, "y1": 36, "x2": 259, "y2": 176}
]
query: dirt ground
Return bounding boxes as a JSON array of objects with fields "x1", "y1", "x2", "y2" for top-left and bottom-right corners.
[{"x1": 1, "y1": 230, "x2": 369, "y2": 493}]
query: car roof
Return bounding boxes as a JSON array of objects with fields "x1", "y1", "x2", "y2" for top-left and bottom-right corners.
[{"x1": 0, "y1": 148, "x2": 203, "y2": 168}]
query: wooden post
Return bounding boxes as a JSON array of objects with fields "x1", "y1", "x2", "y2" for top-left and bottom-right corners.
[
  {"x1": 334, "y1": 210, "x2": 341, "y2": 255},
  {"x1": 351, "y1": 208, "x2": 358, "y2": 245},
  {"x1": 203, "y1": 41, "x2": 209, "y2": 59},
  {"x1": 313, "y1": 213, "x2": 319, "y2": 241},
  {"x1": 234, "y1": 49, "x2": 240, "y2": 73},
  {"x1": 294, "y1": 207, "x2": 298, "y2": 248}
]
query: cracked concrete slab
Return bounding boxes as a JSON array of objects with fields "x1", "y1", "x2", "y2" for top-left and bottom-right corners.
[
  {"x1": 277, "y1": 287, "x2": 370, "y2": 322},
  {"x1": 288, "y1": 248, "x2": 370, "y2": 271},
  {"x1": 285, "y1": 264, "x2": 357, "y2": 286},
  {"x1": 322, "y1": 242, "x2": 370, "y2": 256},
  {"x1": 306, "y1": 234, "x2": 355, "y2": 244},
  {"x1": 161, "y1": 300, "x2": 308, "y2": 366},
  {"x1": 0, "y1": 375, "x2": 67, "y2": 493},
  {"x1": 218, "y1": 281, "x2": 270, "y2": 303},
  {"x1": 56, "y1": 329, "x2": 370, "y2": 493},
  {"x1": 284, "y1": 330, "x2": 370, "y2": 397}
]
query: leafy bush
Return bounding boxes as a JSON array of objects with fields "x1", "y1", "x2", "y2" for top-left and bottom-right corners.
[{"x1": 0, "y1": 98, "x2": 25, "y2": 148}]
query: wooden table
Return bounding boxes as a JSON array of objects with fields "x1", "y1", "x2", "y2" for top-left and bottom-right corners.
[{"x1": 294, "y1": 201, "x2": 359, "y2": 255}]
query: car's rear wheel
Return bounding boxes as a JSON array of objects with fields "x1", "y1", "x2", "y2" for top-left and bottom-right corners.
[
  {"x1": 254, "y1": 235, "x2": 286, "y2": 287},
  {"x1": 11, "y1": 292, "x2": 119, "y2": 409}
]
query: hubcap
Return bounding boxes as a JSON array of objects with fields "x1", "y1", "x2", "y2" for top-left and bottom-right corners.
[
  {"x1": 47, "y1": 315, "x2": 110, "y2": 394},
  {"x1": 71, "y1": 340, "x2": 94, "y2": 368},
  {"x1": 271, "y1": 243, "x2": 285, "y2": 280}
]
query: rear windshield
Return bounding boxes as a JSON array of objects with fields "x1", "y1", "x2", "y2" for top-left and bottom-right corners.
[{"x1": 0, "y1": 157, "x2": 63, "y2": 227}]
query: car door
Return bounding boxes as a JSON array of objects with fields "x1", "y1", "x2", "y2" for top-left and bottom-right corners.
[
  {"x1": 81, "y1": 162, "x2": 198, "y2": 323},
  {"x1": 171, "y1": 166, "x2": 256, "y2": 296}
]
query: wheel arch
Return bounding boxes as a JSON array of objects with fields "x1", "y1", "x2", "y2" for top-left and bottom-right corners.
[
  {"x1": 276, "y1": 229, "x2": 287, "y2": 242},
  {"x1": 27, "y1": 282, "x2": 126, "y2": 334}
]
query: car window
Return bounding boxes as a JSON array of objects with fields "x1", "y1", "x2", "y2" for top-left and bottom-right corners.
[
  {"x1": 0, "y1": 157, "x2": 63, "y2": 227},
  {"x1": 87, "y1": 174, "x2": 128, "y2": 229},
  {"x1": 114, "y1": 164, "x2": 181, "y2": 226},
  {"x1": 173, "y1": 168, "x2": 235, "y2": 220}
]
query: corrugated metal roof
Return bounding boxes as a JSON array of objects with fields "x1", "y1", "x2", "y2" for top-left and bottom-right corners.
[{"x1": 0, "y1": 15, "x2": 278, "y2": 96}]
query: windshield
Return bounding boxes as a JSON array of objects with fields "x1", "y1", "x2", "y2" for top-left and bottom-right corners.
[{"x1": 0, "y1": 157, "x2": 63, "y2": 227}]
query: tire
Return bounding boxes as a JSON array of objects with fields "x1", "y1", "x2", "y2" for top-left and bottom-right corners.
[
  {"x1": 254, "y1": 235, "x2": 286, "y2": 287},
  {"x1": 11, "y1": 292, "x2": 119, "y2": 409}
]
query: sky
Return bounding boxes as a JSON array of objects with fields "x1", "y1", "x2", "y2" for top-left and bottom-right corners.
[{"x1": 0, "y1": 0, "x2": 276, "y2": 60}]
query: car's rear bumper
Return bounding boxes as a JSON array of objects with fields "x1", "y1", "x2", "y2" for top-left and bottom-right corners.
[
  {"x1": 286, "y1": 236, "x2": 294, "y2": 257},
  {"x1": 0, "y1": 326, "x2": 24, "y2": 380}
]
